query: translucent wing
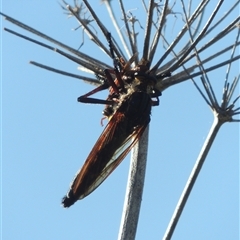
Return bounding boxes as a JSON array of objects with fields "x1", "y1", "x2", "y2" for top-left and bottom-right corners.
[
  {"x1": 62, "y1": 91, "x2": 152, "y2": 207},
  {"x1": 80, "y1": 123, "x2": 147, "y2": 199}
]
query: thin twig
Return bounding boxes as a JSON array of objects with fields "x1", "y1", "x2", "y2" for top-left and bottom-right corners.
[
  {"x1": 148, "y1": 0, "x2": 169, "y2": 64},
  {"x1": 163, "y1": 117, "x2": 223, "y2": 240},
  {"x1": 30, "y1": 61, "x2": 101, "y2": 85},
  {"x1": 142, "y1": 0, "x2": 155, "y2": 61}
]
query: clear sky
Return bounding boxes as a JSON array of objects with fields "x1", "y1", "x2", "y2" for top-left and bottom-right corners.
[{"x1": 1, "y1": 1, "x2": 239, "y2": 240}]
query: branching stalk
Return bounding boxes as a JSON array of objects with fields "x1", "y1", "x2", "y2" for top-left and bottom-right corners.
[{"x1": 163, "y1": 116, "x2": 223, "y2": 240}]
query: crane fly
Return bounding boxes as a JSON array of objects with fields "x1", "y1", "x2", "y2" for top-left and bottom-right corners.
[{"x1": 61, "y1": 33, "x2": 168, "y2": 208}]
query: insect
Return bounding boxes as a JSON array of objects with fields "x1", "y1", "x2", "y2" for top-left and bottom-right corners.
[
  {"x1": 0, "y1": 11, "x2": 168, "y2": 207},
  {"x1": 62, "y1": 33, "x2": 167, "y2": 208}
]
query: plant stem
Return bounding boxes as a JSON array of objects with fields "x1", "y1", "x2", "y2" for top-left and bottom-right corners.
[
  {"x1": 163, "y1": 115, "x2": 223, "y2": 240},
  {"x1": 118, "y1": 126, "x2": 149, "y2": 240}
]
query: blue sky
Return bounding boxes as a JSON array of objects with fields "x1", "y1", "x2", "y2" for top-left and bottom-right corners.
[{"x1": 1, "y1": 1, "x2": 239, "y2": 239}]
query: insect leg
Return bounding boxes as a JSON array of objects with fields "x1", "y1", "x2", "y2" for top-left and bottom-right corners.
[{"x1": 78, "y1": 83, "x2": 113, "y2": 105}]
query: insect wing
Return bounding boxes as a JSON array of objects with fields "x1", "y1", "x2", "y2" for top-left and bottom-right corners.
[
  {"x1": 62, "y1": 115, "x2": 147, "y2": 207},
  {"x1": 80, "y1": 123, "x2": 147, "y2": 199},
  {"x1": 62, "y1": 91, "x2": 152, "y2": 207}
]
